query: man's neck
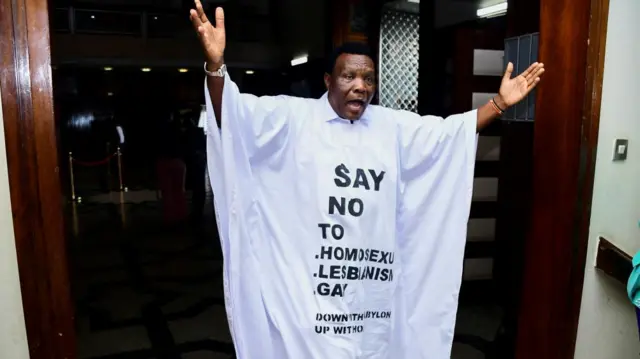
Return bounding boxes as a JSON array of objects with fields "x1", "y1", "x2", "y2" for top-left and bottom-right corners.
[{"x1": 327, "y1": 96, "x2": 341, "y2": 117}]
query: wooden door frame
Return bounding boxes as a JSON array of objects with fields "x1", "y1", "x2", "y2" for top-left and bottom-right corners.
[
  {"x1": 515, "y1": 0, "x2": 610, "y2": 357},
  {"x1": 0, "y1": 0, "x2": 76, "y2": 358},
  {"x1": 0, "y1": 0, "x2": 609, "y2": 358}
]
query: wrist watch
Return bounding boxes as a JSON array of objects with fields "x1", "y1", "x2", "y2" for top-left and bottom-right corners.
[{"x1": 204, "y1": 62, "x2": 226, "y2": 77}]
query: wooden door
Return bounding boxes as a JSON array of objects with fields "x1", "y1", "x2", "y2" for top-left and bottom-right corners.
[{"x1": 0, "y1": 0, "x2": 76, "y2": 358}]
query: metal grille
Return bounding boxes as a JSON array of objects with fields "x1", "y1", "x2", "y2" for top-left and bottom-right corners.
[
  {"x1": 378, "y1": 9, "x2": 420, "y2": 112},
  {"x1": 503, "y1": 32, "x2": 540, "y2": 121}
]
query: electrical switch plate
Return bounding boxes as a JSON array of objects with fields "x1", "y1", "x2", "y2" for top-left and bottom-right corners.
[{"x1": 613, "y1": 139, "x2": 628, "y2": 161}]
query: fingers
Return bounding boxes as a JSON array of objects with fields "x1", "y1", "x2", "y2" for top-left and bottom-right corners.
[
  {"x1": 215, "y1": 7, "x2": 225, "y2": 30},
  {"x1": 190, "y1": 9, "x2": 203, "y2": 34},
  {"x1": 194, "y1": 0, "x2": 209, "y2": 23},
  {"x1": 190, "y1": 9, "x2": 202, "y2": 26},
  {"x1": 527, "y1": 77, "x2": 541, "y2": 92},
  {"x1": 519, "y1": 62, "x2": 535, "y2": 79},
  {"x1": 524, "y1": 63, "x2": 544, "y2": 82},
  {"x1": 525, "y1": 64, "x2": 544, "y2": 92},
  {"x1": 503, "y1": 62, "x2": 514, "y2": 81}
]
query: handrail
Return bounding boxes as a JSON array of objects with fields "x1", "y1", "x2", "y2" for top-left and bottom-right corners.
[{"x1": 595, "y1": 236, "x2": 633, "y2": 286}]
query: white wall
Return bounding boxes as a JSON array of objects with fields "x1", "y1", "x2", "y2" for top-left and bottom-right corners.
[
  {"x1": 0, "y1": 90, "x2": 30, "y2": 357},
  {"x1": 574, "y1": 0, "x2": 640, "y2": 357}
]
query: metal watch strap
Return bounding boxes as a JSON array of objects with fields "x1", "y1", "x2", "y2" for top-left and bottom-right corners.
[{"x1": 204, "y1": 62, "x2": 226, "y2": 77}]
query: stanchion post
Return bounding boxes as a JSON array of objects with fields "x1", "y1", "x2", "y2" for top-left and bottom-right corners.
[
  {"x1": 119, "y1": 191, "x2": 127, "y2": 228},
  {"x1": 117, "y1": 146, "x2": 124, "y2": 192},
  {"x1": 69, "y1": 152, "x2": 76, "y2": 202},
  {"x1": 71, "y1": 201, "x2": 79, "y2": 237},
  {"x1": 116, "y1": 147, "x2": 126, "y2": 228},
  {"x1": 106, "y1": 142, "x2": 112, "y2": 191}
]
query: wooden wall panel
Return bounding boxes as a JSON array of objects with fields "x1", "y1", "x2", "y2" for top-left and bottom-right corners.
[
  {"x1": 493, "y1": 0, "x2": 541, "y2": 356},
  {"x1": 0, "y1": 0, "x2": 76, "y2": 358},
  {"x1": 515, "y1": 0, "x2": 609, "y2": 357}
]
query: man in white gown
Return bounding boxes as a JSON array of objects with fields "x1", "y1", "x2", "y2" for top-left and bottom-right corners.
[{"x1": 189, "y1": 1, "x2": 545, "y2": 358}]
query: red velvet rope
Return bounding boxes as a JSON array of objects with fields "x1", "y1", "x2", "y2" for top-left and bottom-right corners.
[{"x1": 72, "y1": 152, "x2": 117, "y2": 167}]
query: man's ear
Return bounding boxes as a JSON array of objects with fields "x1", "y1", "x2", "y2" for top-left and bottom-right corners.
[{"x1": 324, "y1": 73, "x2": 331, "y2": 92}]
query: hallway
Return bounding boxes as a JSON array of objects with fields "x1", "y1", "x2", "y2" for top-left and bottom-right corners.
[
  {"x1": 68, "y1": 190, "x2": 502, "y2": 359},
  {"x1": 69, "y1": 193, "x2": 234, "y2": 359}
]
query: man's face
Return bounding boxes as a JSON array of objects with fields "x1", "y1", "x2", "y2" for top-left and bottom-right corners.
[{"x1": 324, "y1": 54, "x2": 376, "y2": 121}]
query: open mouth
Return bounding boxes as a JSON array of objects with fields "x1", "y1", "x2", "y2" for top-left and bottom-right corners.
[{"x1": 346, "y1": 100, "x2": 365, "y2": 112}]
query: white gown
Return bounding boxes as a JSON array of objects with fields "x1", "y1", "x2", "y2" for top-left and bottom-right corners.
[{"x1": 205, "y1": 75, "x2": 477, "y2": 359}]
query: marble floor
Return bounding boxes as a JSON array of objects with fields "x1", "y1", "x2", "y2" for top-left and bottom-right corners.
[{"x1": 68, "y1": 191, "x2": 504, "y2": 359}]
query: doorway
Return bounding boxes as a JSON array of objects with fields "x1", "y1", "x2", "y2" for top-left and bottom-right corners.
[{"x1": 0, "y1": 0, "x2": 609, "y2": 358}]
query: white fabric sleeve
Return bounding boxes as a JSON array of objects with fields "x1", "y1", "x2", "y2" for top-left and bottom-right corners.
[
  {"x1": 398, "y1": 110, "x2": 478, "y2": 179},
  {"x1": 203, "y1": 74, "x2": 282, "y2": 357},
  {"x1": 393, "y1": 110, "x2": 478, "y2": 358},
  {"x1": 204, "y1": 74, "x2": 291, "y2": 160}
]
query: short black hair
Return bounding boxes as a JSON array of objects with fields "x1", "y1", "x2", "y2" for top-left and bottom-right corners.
[{"x1": 326, "y1": 42, "x2": 375, "y2": 74}]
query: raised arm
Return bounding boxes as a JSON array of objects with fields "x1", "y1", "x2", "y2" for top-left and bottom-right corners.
[
  {"x1": 476, "y1": 61, "x2": 545, "y2": 131},
  {"x1": 190, "y1": 0, "x2": 226, "y2": 127}
]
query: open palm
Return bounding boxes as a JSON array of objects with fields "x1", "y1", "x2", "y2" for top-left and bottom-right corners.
[
  {"x1": 499, "y1": 62, "x2": 545, "y2": 107},
  {"x1": 190, "y1": 0, "x2": 226, "y2": 65}
]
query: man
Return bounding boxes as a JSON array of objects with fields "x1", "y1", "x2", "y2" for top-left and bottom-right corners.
[{"x1": 190, "y1": 2, "x2": 544, "y2": 358}]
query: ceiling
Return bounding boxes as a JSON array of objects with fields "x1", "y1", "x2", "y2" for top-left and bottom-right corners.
[
  {"x1": 436, "y1": 0, "x2": 507, "y2": 27},
  {"x1": 50, "y1": 0, "x2": 505, "y2": 68},
  {"x1": 52, "y1": 0, "x2": 270, "y2": 15},
  {"x1": 385, "y1": 0, "x2": 507, "y2": 27}
]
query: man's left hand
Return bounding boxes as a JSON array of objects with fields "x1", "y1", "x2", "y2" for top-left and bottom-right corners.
[{"x1": 496, "y1": 62, "x2": 545, "y2": 109}]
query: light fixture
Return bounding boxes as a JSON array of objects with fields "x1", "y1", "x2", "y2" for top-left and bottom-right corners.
[
  {"x1": 107, "y1": 92, "x2": 114, "y2": 96},
  {"x1": 154, "y1": 16, "x2": 158, "y2": 20},
  {"x1": 141, "y1": 68, "x2": 151, "y2": 72},
  {"x1": 91, "y1": 15, "x2": 95, "y2": 19},
  {"x1": 245, "y1": 70, "x2": 255, "y2": 75},
  {"x1": 178, "y1": 68, "x2": 189, "y2": 73},
  {"x1": 291, "y1": 55, "x2": 308, "y2": 67},
  {"x1": 104, "y1": 66, "x2": 113, "y2": 71},
  {"x1": 477, "y1": 2, "x2": 508, "y2": 18}
]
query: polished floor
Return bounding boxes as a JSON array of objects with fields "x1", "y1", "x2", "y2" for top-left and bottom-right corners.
[{"x1": 69, "y1": 190, "x2": 502, "y2": 359}]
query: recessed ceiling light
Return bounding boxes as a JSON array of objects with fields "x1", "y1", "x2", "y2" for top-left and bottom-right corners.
[
  {"x1": 477, "y1": 2, "x2": 508, "y2": 18},
  {"x1": 245, "y1": 70, "x2": 255, "y2": 75},
  {"x1": 178, "y1": 68, "x2": 189, "y2": 73},
  {"x1": 104, "y1": 66, "x2": 113, "y2": 71},
  {"x1": 91, "y1": 15, "x2": 95, "y2": 19},
  {"x1": 154, "y1": 16, "x2": 158, "y2": 20},
  {"x1": 141, "y1": 68, "x2": 151, "y2": 72},
  {"x1": 291, "y1": 55, "x2": 308, "y2": 67},
  {"x1": 107, "y1": 92, "x2": 114, "y2": 96}
]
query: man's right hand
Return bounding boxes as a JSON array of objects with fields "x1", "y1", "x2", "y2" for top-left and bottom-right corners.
[{"x1": 190, "y1": 0, "x2": 225, "y2": 67}]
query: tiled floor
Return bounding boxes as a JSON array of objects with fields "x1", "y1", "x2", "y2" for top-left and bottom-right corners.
[{"x1": 69, "y1": 190, "x2": 503, "y2": 359}]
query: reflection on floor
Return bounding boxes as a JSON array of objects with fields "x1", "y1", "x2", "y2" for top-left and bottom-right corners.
[{"x1": 69, "y1": 191, "x2": 502, "y2": 359}]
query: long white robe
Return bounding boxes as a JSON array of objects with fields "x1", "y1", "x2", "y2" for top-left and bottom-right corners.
[{"x1": 205, "y1": 75, "x2": 477, "y2": 359}]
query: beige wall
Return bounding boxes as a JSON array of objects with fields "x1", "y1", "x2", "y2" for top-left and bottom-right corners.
[
  {"x1": 0, "y1": 90, "x2": 30, "y2": 357},
  {"x1": 574, "y1": 0, "x2": 640, "y2": 357}
]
